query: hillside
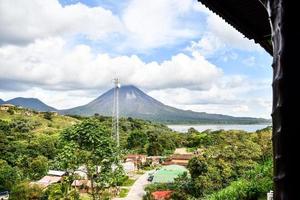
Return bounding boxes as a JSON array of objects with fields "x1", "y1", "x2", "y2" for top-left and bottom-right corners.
[
  {"x1": 0, "y1": 106, "x2": 78, "y2": 134},
  {"x1": 61, "y1": 85, "x2": 270, "y2": 124},
  {"x1": 5, "y1": 97, "x2": 57, "y2": 112}
]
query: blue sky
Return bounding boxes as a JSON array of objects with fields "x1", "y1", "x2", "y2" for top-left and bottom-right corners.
[{"x1": 0, "y1": 0, "x2": 272, "y2": 118}]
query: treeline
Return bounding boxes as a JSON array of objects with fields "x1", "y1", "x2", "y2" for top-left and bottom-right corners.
[
  {"x1": 144, "y1": 127, "x2": 273, "y2": 200},
  {"x1": 0, "y1": 110, "x2": 182, "y2": 199},
  {"x1": 0, "y1": 108, "x2": 273, "y2": 200}
]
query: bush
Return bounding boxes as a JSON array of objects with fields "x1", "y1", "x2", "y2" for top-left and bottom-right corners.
[
  {"x1": 7, "y1": 107, "x2": 15, "y2": 115},
  {"x1": 121, "y1": 178, "x2": 135, "y2": 186},
  {"x1": 43, "y1": 112, "x2": 53, "y2": 120},
  {"x1": 119, "y1": 188, "x2": 129, "y2": 198},
  {"x1": 206, "y1": 160, "x2": 272, "y2": 200}
]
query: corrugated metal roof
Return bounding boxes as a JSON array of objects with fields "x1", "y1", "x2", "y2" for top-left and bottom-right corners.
[{"x1": 48, "y1": 170, "x2": 66, "y2": 177}]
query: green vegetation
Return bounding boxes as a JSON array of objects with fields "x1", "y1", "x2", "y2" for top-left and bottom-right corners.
[
  {"x1": 144, "y1": 127, "x2": 273, "y2": 200},
  {"x1": 0, "y1": 108, "x2": 179, "y2": 199},
  {"x1": 121, "y1": 178, "x2": 135, "y2": 187},
  {"x1": 55, "y1": 118, "x2": 125, "y2": 199},
  {"x1": 119, "y1": 188, "x2": 129, "y2": 198},
  {"x1": 0, "y1": 107, "x2": 272, "y2": 200}
]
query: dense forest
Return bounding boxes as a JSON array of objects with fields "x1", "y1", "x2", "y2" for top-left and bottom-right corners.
[{"x1": 0, "y1": 106, "x2": 272, "y2": 199}]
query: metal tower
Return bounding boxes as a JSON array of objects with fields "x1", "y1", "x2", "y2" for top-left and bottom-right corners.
[{"x1": 112, "y1": 78, "x2": 120, "y2": 147}]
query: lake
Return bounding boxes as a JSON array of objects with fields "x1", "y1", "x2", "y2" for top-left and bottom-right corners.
[{"x1": 167, "y1": 124, "x2": 271, "y2": 133}]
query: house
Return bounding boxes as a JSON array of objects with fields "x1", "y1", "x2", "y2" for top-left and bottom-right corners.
[
  {"x1": 30, "y1": 170, "x2": 66, "y2": 189},
  {"x1": 125, "y1": 154, "x2": 147, "y2": 169},
  {"x1": 122, "y1": 161, "x2": 135, "y2": 173},
  {"x1": 71, "y1": 180, "x2": 91, "y2": 193},
  {"x1": 146, "y1": 156, "x2": 164, "y2": 166},
  {"x1": 163, "y1": 154, "x2": 194, "y2": 166},
  {"x1": 47, "y1": 170, "x2": 66, "y2": 177},
  {"x1": 0, "y1": 104, "x2": 14, "y2": 111},
  {"x1": 74, "y1": 166, "x2": 88, "y2": 179},
  {"x1": 151, "y1": 190, "x2": 172, "y2": 200},
  {"x1": 31, "y1": 176, "x2": 63, "y2": 189}
]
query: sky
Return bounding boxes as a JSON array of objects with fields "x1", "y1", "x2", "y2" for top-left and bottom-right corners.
[{"x1": 0, "y1": 0, "x2": 273, "y2": 118}]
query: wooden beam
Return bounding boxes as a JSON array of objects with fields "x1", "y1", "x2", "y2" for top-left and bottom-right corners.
[{"x1": 265, "y1": 0, "x2": 299, "y2": 199}]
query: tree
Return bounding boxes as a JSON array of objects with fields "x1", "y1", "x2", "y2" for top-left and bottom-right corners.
[
  {"x1": 187, "y1": 156, "x2": 208, "y2": 179},
  {"x1": 7, "y1": 107, "x2": 14, "y2": 115},
  {"x1": 146, "y1": 131, "x2": 164, "y2": 156},
  {"x1": 0, "y1": 160, "x2": 19, "y2": 191},
  {"x1": 28, "y1": 156, "x2": 48, "y2": 180},
  {"x1": 57, "y1": 119, "x2": 124, "y2": 200},
  {"x1": 43, "y1": 112, "x2": 52, "y2": 120},
  {"x1": 0, "y1": 119, "x2": 11, "y2": 134},
  {"x1": 9, "y1": 182, "x2": 43, "y2": 200},
  {"x1": 127, "y1": 130, "x2": 148, "y2": 152},
  {"x1": 28, "y1": 134, "x2": 58, "y2": 159},
  {"x1": 187, "y1": 127, "x2": 198, "y2": 135}
]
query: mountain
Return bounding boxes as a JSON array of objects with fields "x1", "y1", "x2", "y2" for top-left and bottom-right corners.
[
  {"x1": 5, "y1": 97, "x2": 57, "y2": 112},
  {"x1": 61, "y1": 85, "x2": 270, "y2": 124},
  {"x1": 0, "y1": 98, "x2": 4, "y2": 104}
]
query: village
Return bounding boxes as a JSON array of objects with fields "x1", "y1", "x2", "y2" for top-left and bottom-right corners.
[{"x1": 25, "y1": 148, "x2": 196, "y2": 200}]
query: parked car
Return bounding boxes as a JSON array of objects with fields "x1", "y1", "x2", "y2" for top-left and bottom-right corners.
[
  {"x1": 148, "y1": 175, "x2": 154, "y2": 182},
  {"x1": 0, "y1": 191, "x2": 9, "y2": 200}
]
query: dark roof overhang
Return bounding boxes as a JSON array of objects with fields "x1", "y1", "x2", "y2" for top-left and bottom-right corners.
[{"x1": 198, "y1": 0, "x2": 272, "y2": 55}]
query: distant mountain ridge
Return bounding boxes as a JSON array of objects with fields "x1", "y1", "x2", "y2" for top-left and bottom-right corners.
[
  {"x1": 1, "y1": 97, "x2": 57, "y2": 112},
  {"x1": 60, "y1": 85, "x2": 270, "y2": 124},
  {"x1": 1, "y1": 86, "x2": 270, "y2": 124}
]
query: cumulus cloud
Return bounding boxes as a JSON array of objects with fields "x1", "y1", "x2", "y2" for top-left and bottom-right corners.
[
  {"x1": 0, "y1": 0, "x2": 123, "y2": 45},
  {"x1": 205, "y1": 14, "x2": 261, "y2": 51},
  {"x1": 148, "y1": 77, "x2": 272, "y2": 118},
  {"x1": 121, "y1": 0, "x2": 200, "y2": 50},
  {"x1": 0, "y1": 0, "x2": 201, "y2": 51},
  {"x1": 0, "y1": 0, "x2": 272, "y2": 118},
  {"x1": 186, "y1": 3, "x2": 262, "y2": 56},
  {"x1": 0, "y1": 37, "x2": 222, "y2": 91}
]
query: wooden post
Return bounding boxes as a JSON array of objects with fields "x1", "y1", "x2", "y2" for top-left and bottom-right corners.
[{"x1": 265, "y1": 0, "x2": 299, "y2": 199}]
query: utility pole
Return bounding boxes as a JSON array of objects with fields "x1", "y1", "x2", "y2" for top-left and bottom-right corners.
[{"x1": 112, "y1": 78, "x2": 120, "y2": 147}]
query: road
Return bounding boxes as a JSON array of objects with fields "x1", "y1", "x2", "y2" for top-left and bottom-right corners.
[{"x1": 115, "y1": 170, "x2": 154, "y2": 200}]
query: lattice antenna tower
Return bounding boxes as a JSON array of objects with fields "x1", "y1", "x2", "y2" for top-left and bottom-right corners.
[{"x1": 112, "y1": 78, "x2": 120, "y2": 147}]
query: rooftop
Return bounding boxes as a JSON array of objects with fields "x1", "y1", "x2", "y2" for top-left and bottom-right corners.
[
  {"x1": 152, "y1": 165, "x2": 189, "y2": 183},
  {"x1": 47, "y1": 170, "x2": 66, "y2": 177},
  {"x1": 198, "y1": 0, "x2": 272, "y2": 55},
  {"x1": 31, "y1": 175, "x2": 62, "y2": 188}
]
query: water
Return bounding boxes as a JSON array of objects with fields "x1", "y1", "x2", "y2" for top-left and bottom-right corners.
[{"x1": 167, "y1": 124, "x2": 271, "y2": 133}]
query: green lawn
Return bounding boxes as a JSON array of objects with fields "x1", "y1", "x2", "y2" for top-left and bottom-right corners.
[
  {"x1": 119, "y1": 188, "x2": 129, "y2": 198},
  {"x1": 80, "y1": 193, "x2": 92, "y2": 200},
  {"x1": 121, "y1": 178, "x2": 136, "y2": 186}
]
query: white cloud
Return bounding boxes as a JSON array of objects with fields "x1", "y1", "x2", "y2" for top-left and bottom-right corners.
[
  {"x1": 0, "y1": 0, "x2": 123, "y2": 45},
  {"x1": 186, "y1": 3, "x2": 263, "y2": 56},
  {"x1": 186, "y1": 34, "x2": 224, "y2": 56},
  {"x1": 148, "y1": 76, "x2": 272, "y2": 118},
  {"x1": 0, "y1": 87, "x2": 96, "y2": 109},
  {"x1": 205, "y1": 14, "x2": 261, "y2": 51},
  {"x1": 121, "y1": 0, "x2": 199, "y2": 50},
  {"x1": 0, "y1": 0, "x2": 202, "y2": 51},
  {"x1": 0, "y1": 0, "x2": 272, "y2": 118},
  {"x1": 0, "y1": 37, "x2": 222, "y2": 91}
]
